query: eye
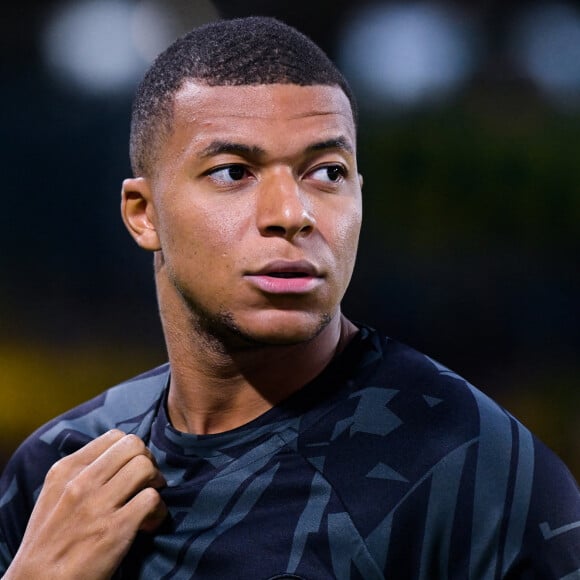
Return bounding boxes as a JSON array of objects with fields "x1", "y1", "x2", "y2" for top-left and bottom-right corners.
[
  {"x1": 309, "y1": 164, "x2": 346, "y2": 183},
  {"x1": 207, "y1": 164, "x2": 249, "y2": 184}
]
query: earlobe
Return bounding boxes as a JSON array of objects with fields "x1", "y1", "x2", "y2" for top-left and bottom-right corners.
[{"x1": 121, "y1": 177, "x2": 161, "y2": 251}]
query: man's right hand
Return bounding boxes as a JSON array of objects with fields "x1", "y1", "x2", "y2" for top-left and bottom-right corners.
[{"x1": 4, "y1": 429, "x2": 167, "y2": 580}]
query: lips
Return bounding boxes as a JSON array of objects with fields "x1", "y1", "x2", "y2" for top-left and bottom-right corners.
[
  {"x1": 254, "y1": 259, "x2": 318, "y2": 277},
  {"x1": 267, "y1": 272, "x2": 308, "y2": 278},
  {"x1": 245, "y1": 260, "x2": 323, "y2": 294}
]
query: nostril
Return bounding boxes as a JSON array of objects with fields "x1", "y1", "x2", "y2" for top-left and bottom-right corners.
[
  {"x1": 262, "y1": 223, "x2": 313, "y2": 239},
  {"x1": 264, "y1": 225, "x2": 287, "y2": 236}
]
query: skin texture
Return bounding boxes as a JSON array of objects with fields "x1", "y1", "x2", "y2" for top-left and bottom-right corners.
[
  {"x1": 122, "y1": 83, "x2": 363, "y2": 435},
  {"x1": 5, "y1": 83, "x2": 362, "y2": 578},
  {"x1": 4, "y1": 430, "x2": 167, "y2": 580}
]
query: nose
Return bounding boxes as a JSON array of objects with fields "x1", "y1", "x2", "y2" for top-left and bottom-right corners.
[{"x1": 256, "y1": 169, "x2": 315, "y2": 239}]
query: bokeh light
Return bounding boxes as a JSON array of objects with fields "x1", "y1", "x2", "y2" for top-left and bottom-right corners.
[
  {"x1": 338, "y1": 2, "x2": 478, "y2": 110},
  {"x1": 40, "y1": 0, "x2": 218, "y2": 96},
  {"x1": 1, "y1": 0, "x2": 578, "y2": 480},
  {"x1": 511, "y1": 2, "x2": 580, "y2": 108}
]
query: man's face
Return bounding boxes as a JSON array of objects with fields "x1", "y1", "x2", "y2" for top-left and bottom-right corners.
[{"x1": 124, "y1": 82, "x2": 362, "y2": 347}]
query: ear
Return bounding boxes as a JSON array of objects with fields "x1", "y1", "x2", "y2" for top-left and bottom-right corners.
[
  {"x1": 358, "y1": 173, "x2": 364, "y2": 189},
  {"x1": 121, "y1": 177, "x2": 161, "y2": 251}
]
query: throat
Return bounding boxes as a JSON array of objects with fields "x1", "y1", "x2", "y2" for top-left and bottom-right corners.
[{"x1": 166, "y1": 376, "x2": 275, "y2": 435}]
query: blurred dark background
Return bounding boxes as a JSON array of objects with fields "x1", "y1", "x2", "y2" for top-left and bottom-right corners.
[{"x1": 1, "y1": 0, "x2": 579, "y2": 478}]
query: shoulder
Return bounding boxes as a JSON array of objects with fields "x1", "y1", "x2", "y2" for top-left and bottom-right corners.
[
  {"x1": 34, "y1": 362, "x2": 170, "y2": 448},
  {"x1": 0, "y1": 363, "x2": 170, "y2": 567},
  {"x1": 349, "y1": 329, "x2": 578, "y2": 500},
  {"x1": 21, "y1": 362, "x2": 169, "y2": 454},
  {"x1": 3, "y1": 362, "x2": 169, "y2": 476},
  {"x1": 339, "y1": 328, "x2": 486, "y2": 448},
  {"x1": 348, "y1": 328, "x2": 541, "y2": 453},
  {"x1": 310, "y1": 327, "x2": 580, "y2": 576},
  {"x1": 310, "y1": 330, "x2": 496, "y2": 484}
]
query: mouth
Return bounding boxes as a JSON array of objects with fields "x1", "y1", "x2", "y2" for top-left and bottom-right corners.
[
  {"x1": 266, "y1": 272, "x2": 309, "y2": 278},
  {"x1": 252, "y1": 260, "x2": 320, "y2": 278},
  {"x1": 246, "y1": 260, "x2": 322, "y2": 294}
]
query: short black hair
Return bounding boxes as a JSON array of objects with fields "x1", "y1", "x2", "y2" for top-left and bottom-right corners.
[{"x1": 130, "y1": 16, "x2": 357, "y2": 176}]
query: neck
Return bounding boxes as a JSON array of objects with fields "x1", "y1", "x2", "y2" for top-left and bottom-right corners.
[{"x1": 162, "y1": 308, "x2": 357, "y2": 435}]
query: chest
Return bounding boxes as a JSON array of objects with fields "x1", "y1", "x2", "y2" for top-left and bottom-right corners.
[{"x1": 115, "y1": 452, "x2": 384, "y2": 579}]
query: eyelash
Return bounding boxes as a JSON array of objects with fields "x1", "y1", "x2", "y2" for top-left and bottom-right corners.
[
  {"x1": 310, "y1": 164, "x2": 347, "y2": 183},
  {"x1": 206, "y1": 163, "x2": 347, "y2": 185},
  {"x1": 207, "y1": 165, "x2": 249, "y2": 183}
]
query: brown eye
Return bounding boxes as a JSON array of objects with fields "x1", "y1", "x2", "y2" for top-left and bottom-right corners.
[
  {"x1": 310, "y1": 164, "x2": 346, "y2": 183},
  {"x1": 208, "y1": 164, "x2": 249, "y2": 184},
  {"x1": 326, "y1": 165, "x2": 343, "y2": 182},
  {"x1": 226, "y1": 165, "x2": 246, "y2": 180}
]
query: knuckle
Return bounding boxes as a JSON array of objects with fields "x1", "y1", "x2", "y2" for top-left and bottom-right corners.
[
  {"x1": 106, "y1": 428, "x2": 126, "y2": 440},
  {"x1": 121, "y1": 488, "x2": 167, "y2": 533},
  {"x1": 138, "y1": 458, "x2": 160, "y2": 485},
  {"x1": 139, "y1": 486, "x2": 162, "y2": 509},
  {"x1": 45, "y1": 461, "x2": 61, "y2": 482},
  {"x1": 123, "y1": 433, "x2": 146, "y2": 453},
  {"x1": 62, "y1": 478, "x2": 84, "y2": 502},
  {"x1": 132, "y1": 453, "x2": 155, "y2": 474},
  {"x1": 45, "y1": 457, "x2": 69, "y2": 484}
]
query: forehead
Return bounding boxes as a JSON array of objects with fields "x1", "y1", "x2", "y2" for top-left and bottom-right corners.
[{"x1": 166, "y1": 82, "x2": 356, "y2": 155}]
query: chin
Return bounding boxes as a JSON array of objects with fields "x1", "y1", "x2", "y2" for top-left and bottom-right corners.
[
  {"x1": 235, "y1": 310, "x2": 333, "y2": 347},
  {"x1": 187, "y1": 298, "x2": 336, "y2": 350}
]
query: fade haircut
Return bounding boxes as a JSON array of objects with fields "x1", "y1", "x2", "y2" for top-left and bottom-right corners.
[{"x1": 129, "y1": 16, "x2": 358, "y2": 176}]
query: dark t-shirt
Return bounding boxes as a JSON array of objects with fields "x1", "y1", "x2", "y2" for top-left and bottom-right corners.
[{"x1": 1, "y1": 327, "x2": 579, "y2": 578}]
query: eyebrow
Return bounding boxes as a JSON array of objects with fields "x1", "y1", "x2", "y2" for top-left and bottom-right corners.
[
  {"x1": 306, "y1": 136, "x2": 354, "y2": 155},
  {"x1": 199, "y1": 135, "x2": 353, "y2": 159},
  {"x1": 200, "y1": 141, "x2": 266, "y2": 159}
]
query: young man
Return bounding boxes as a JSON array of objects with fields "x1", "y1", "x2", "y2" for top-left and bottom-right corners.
[{"x1": 1, "y1": 16, "x2": 579, "y2": 579}]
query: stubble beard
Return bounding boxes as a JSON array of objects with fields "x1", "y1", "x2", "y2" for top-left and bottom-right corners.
[
  {"x1": 157, "y1": 254, "x2": 339, "y2": 358},
  {"x1": 181, "y1": 291, "x2": 332, "y2": 355}
]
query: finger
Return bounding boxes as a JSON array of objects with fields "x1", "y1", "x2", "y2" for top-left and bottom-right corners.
[
  {"x1": 79, "y1": 434, "x2": 156, "y2": 487},
  {"x1": 68, "y1": 429, "x2": 127, "y2": 466},
  {"x1": 102, "y1": 453, "x2": 166, "y2": 507},
  {"x1": 118, "y1": 487, "x2": 168, "y2": 534},
  {"x1": 43, "y1": 430, "x2": 127, "y2": 490}
]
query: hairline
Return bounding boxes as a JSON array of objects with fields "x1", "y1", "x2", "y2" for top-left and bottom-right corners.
[{"x1": 135, "y1": 78, "x2": 357, "y2": 179}]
